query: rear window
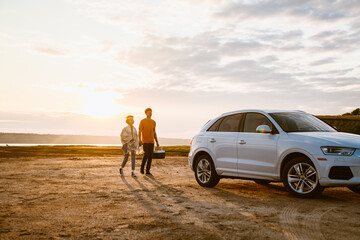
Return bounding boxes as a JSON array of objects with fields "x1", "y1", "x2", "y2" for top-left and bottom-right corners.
[
  {"x1": 207, "y1": 114, "x2": 242, "y2": 132},
  {"x1": 218, "y1": 115, "x2": 241, "y2": 132},
  {"x1": 207, "y1": 118, "x2": 222, "y2": 132}
]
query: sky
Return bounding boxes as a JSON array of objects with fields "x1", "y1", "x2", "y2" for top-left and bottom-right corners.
[{"x1": 0, "y1": 0, "x2": 359, "y2": 139}]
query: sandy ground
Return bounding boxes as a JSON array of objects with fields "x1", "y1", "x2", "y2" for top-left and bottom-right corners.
[{"x1": 1, "y1": 155, "x2": 360, "y2": 240}]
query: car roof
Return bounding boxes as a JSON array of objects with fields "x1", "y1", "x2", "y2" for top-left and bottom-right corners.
[{"x1": 221, "y1": 109, "x2": 306, "y2": 116}]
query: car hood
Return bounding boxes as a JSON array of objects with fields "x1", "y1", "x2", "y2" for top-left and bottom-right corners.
[{"x1": 287, "y1": 132, "x2": 360, "y2": 148}]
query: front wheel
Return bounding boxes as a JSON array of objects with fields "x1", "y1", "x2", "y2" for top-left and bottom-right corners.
[
  {"x1": 194, "y1": 155, "x2": 220, "y2": 187},
  {"x1": 282, "y1": 157, "x2": 324, "y2": 198},
  {"x1": 348, "y1": 185, "x2": 360, "y2": 193}
]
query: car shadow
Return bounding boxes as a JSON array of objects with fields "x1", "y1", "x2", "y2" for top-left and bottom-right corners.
[{"x1": 207, "y1": 179, "x2": 360, "y2": 203}]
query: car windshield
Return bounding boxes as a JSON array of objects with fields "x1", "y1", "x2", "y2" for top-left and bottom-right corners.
[{"x1": 269, "y1": 112, "x2": 336, "y2": 133}]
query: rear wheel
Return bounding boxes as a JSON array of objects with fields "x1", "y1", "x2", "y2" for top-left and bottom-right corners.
[
  {"x1": 254, "y1": 179, "x2": 271, "y2": 185},
  {"x1": 282, "y1": 157, "x2": 324, "y2": 198},
  {"x1": 348, "y1": 185, "x2": 360, "y2": 193},
  {"x1": 194, "y1": 154, "x2": 220, "y2": 187}
]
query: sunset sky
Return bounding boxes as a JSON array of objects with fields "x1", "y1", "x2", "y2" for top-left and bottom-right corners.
[{"x1": 0, "y1": 0, "x2": 359, "y2": 139}]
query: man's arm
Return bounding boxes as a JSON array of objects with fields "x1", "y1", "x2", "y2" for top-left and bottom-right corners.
[
  {"x1": 138, "y1": 129, "x2": 142, "y2": 146},
  {"x1": 138, "y1": 121, "x2": 143, "y2": 146},
  {"x1": 154, "y1": 127, "x2": 159, "y2": 147}
]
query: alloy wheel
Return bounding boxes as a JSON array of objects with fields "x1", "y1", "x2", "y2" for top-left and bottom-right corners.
[
  {"x1": 287, "y1": 163, "x2": 318, "y2": 194},
  {"x1": 196, "y1": 159, "x2": 211, "y2": 184}
]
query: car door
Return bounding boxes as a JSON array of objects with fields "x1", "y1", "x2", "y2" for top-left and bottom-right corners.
[
  {"x1": 206, "y1": 114, "x2": 243, "y2": 176},
  {"x1": 237, "y1": 112, "x2": 279, "y2": 178}
]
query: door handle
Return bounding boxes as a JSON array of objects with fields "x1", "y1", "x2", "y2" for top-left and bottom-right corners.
[
  {"x1": 238, "y1": 140, "x2": 246, "y2": 144},
  {"x1": 209, "y1": 138, "x2": 216, "y2": 143}
]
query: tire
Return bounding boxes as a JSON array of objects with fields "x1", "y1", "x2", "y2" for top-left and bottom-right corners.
[
  {"x1": 348, "y1": 185, "x2": 360, "y2": 193},
  {"x1": 194, "y1": 154, "x2": 220, "y2": 188},
  {"x1": 254, "y1": 179, "x2": 271, "y2": 185},
  {"x1": 282, "y1": 157, "x2": 324, "y2": 198}
]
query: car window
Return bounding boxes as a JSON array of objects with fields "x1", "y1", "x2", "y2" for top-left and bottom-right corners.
[
  {"x1": 207, "y1": 118, "x2": 223, "y2": 132},
  {"x1": 243, "y1": 113, "x2": 273, "y2": 133},
  {"x1": 217, "y1": 114, "x2": 242, "y2": 132}
]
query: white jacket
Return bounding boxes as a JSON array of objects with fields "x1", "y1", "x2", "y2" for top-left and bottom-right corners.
[{"x1": 120, "y1": 125, "x2": 139, "y2": 152}]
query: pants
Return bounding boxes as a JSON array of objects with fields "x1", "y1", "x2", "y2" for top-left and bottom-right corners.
[
  {"x1": 141, "y1": 143, "x2": 154, "y2": 173},
  {"x1": 121, "y1": 143, "x2": 135, "y2": 170}
]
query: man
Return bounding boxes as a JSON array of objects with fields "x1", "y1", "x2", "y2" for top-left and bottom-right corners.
[{"x1": 138, "y1": 108, "x2": 159, "y2": 175}]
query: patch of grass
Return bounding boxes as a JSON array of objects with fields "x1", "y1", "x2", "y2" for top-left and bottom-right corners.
[
  {"x1": 161, "y1": 146, "x2": 190, "y2": 156},
  {"x1": 0, "y1": 145, "x2": 121, "y2": 159},
  {"x1": 0, "y1": 145, "x2": 190, "y2": 159}
]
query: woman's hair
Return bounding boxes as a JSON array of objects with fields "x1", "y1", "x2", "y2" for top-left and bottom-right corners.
[
  {"x1": 125, "y1": 115, "x2": 134, "y2": 124},
  {"x1": 145, "y1": 108, "x2": 152, "y2": 114}
]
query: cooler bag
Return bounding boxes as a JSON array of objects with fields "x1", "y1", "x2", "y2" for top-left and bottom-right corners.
[{"x1": 153, "y1": 147, "x2": 165, "y2": 159}]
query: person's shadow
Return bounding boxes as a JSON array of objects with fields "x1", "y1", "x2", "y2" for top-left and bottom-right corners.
[{"x1": 120, "y1": 176, "x2": 157, "y2": 214}]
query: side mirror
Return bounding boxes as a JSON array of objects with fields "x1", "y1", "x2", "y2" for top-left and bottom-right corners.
[{"x1": 256, "y1": 125, "x2": 272, "y2": 134}]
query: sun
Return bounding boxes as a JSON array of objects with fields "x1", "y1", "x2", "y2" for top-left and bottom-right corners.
[{"x1": 80, "y1": 93, "x2": 120, "y2": 119}]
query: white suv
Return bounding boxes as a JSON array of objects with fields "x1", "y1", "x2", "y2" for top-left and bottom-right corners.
[{"x1": 188, "y1": 110, "x2": 360, "y2": 197}]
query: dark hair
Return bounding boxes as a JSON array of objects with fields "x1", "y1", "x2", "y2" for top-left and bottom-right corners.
[
  {"x1": 145, "y1": 108, "x2": 152, "y2": 114},
  {"x1": 125, "y1": 115, "x2": 134, "y2": 124}
]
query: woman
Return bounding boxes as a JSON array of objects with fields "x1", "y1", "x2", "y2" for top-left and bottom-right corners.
[{"x1": 120, "y1": 115, "x2": 139, "y2": 177}]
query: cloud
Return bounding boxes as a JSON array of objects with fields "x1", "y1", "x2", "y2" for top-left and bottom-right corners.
[
  {"x1": 77, "y1": 84, "x2": 88, "y2": 88},
  {"x1": 117, "y1": 25, "x2": 359, "y2": 94},
  {"x1": 309, "y1": 29, "x2": 360, "y2": 53},
  {"x1": 216, "y1": 0, "x2": 359, "y2": 21},
  {"x1": 259, "y1": 55, "x2": 279, "y2": 63},
  {"x1": 309, "y1": 57, "x2": 336, "y2": 66},
  {"x1": 302, "y1": 77, "x2": 360, "y2": 93},
  {"x1": 99, "y1": 40, "x2": 116, "y2": 53},
  {"x1": 220, "y1": 40, "x2": 265, "y2": 55},
  {"x1": 300, "y1": 68, "x2": 354, "y2": 77},
  {"x1": 95, "y1": 87, "x2": 110, "y2": 92},
  {"x1": 106, "y1": 0, "x2": 360, "y2": 97},
  {"x1": 255, "y1": 30, "x2": 303, "y2": 42},
  {"x1": 310, "y1": 30, "x2": 343, "y2": 40},
  {"x1": 33, "y1": 47, "x2": 67, "y2": 56},
  {"x1": 121, "y1": 46, "x2": 296, "y2": 93}
]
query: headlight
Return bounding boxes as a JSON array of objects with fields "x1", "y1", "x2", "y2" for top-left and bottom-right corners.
[{"x1": 321, "y1": 146, "x2": 355, "y2": 156}]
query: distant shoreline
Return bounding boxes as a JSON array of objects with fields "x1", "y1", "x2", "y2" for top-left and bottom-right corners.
[{"x1": 0, "y1": 132, "x2": 190, "y2": 146}]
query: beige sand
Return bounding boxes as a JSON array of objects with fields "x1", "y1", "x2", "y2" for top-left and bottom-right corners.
[{"x1": 1, "y1": 155, "x2": 360, "y2": 239}]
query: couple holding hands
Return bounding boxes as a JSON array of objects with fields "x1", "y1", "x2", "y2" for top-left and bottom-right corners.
[{"x1": 120, "y1": 108, "x2": 160, "y2": 177}]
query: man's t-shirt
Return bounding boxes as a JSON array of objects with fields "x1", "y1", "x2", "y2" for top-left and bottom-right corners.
[{"x1": 139, "y1": 118, "x2": 156, "y2": 143}]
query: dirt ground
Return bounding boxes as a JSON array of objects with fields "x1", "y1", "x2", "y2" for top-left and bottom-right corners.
[{"x1": 1, "y1": 154, "x2": 360, "y2": 239}]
